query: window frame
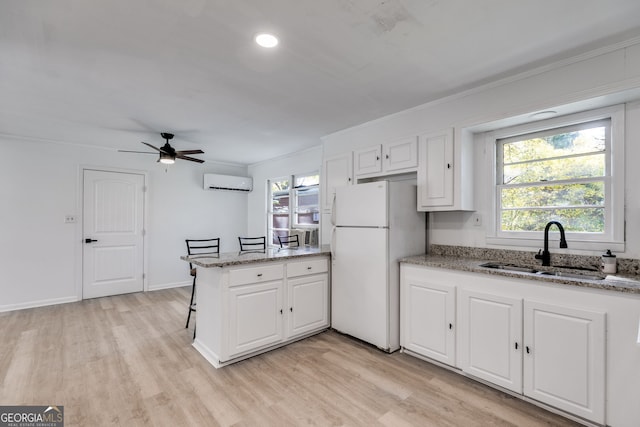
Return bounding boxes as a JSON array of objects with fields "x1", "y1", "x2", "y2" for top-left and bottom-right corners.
[
  {"x1": 485, "y1": 105, "x2": 625, "y2": 252},
  {"x1": 267, "y1": 171, "x2": 319, "y2": 247}
]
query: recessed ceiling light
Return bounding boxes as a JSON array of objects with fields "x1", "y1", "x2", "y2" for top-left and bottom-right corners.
[
  {"x1": 255, "y1": 33, "x2": 279, "y2": 48},
  {"x1": 529, "y1": 110, "x2": 558, "y2": 120}
]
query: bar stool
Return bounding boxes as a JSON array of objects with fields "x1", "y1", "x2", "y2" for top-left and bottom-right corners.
[
  {"x1": 185, "y1": 238, "x2": 220, "y2": 339},
  {"x1": 238, "y1": 236, "x2": 266, "y2": 252},
  {"x1": 278, "y1": 234, "x2": 299, "y2": 248}
]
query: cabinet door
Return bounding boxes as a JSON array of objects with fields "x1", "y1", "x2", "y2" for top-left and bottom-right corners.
[
  {"x1": 401, "y1": 270, "x2": 456, "y2": 366},
  {"x1": 418, "y1": 129, "x2": 454, "y2": 208},
  {"x1": 384, "y1": 137, "x2": 418, "y2": 172},
  {"x1": 459, "y1": 290, "x2": 523, "y2": 393},
  {"x1": 523, "y1": 301, "x2": 605, "y2": 424},
  {"x1": 286, "y1": 274, "x2": 329, "y2": 339},
  {"x1": 354, "y1": 145, "x2": 382, "y2": 176},
  {"x1": 322, "y1": 153, "x2": 353, "y2": 209},
  {"x1": 227, "y1": 281, "x2": 284, "y2": 358}
]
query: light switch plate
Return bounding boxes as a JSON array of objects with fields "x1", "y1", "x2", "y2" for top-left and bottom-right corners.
[{"x1": 64, "y1": 215, "x2": 77, "y2": 223}]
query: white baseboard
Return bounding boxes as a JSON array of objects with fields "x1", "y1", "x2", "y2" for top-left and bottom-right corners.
[
  {"x1": 147, "y1": 280, "x2": 191, "y2": 291},
  {"x1": 1, "y1": 282, "x2": 190, "y2": 312},
  {"x1": 0, "y1": 296, "x2": 79, "y2": 313}
]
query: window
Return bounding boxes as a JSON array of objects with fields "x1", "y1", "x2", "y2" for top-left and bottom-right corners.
[
  {"x1": 487, "y1": 105, "x2": 624, "y2": 250},
  {"x1": 268, "y1": 172, "x2": 319, "y2": 246}
]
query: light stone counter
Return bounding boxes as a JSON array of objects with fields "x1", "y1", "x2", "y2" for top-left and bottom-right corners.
[
  {"x1": 181, "y1": 245, "x2": 330, "y2": 268},
  {"x1": 402, "y1": 246, "x2": 640, "y2": 294}
]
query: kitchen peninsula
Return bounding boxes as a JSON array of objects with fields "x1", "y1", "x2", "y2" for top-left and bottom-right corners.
[{"x1": 182, "y1": 246, "x2": 331, "y2": 367}]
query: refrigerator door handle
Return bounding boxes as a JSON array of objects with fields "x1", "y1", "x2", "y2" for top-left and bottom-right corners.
[
  {"x1": 330, "y1": 193, "x2": 336, "y2": 226},
  {"x1": 331, "y1": 226, "x2": 336, "y2": 260}
]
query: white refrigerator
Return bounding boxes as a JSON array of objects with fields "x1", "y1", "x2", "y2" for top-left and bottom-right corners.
[{"x1": 331, "y1": 180, "x2": 425, "y2": 352}]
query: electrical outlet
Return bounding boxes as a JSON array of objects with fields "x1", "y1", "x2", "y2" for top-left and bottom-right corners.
[
  {"x1": 64, "y1": 215, "x2": 77, "y2": 223},
  {"x1": 472, "y1": 213, "x2": 482, "y2": 226}
]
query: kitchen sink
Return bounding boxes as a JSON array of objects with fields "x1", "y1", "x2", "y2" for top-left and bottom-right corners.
[
  {"x1": 535, "y1": 270, "x2": 605, "y2": 280},
  {"x1": 479, "y1": 262, "x2": 605, "y2": 281},
  {"x1": 479, "y1": 262, "x2": 537, "y2": 273}
]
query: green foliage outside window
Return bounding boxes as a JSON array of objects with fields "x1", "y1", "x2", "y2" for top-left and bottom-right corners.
[{"x1": 499, "y1": 122, "x2": 607, "y2": 233}]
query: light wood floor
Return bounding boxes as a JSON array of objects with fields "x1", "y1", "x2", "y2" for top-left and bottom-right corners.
[{"x1": 0, "y1": 288, "x2": 580, "y2": 427}]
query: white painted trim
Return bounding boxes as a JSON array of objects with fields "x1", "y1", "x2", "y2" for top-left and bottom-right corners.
[
  {"x1": 0, "y1": 296, "x2": 79, "y2": 313},
  {"x1": 148, "y1": 281, "x2": 192, "y2": 291},
  {"x1": 78, "y1": 165, "x2": 150, "y2": 299}
]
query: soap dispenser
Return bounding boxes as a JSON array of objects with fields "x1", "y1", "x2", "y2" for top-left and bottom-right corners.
[{"x1": 600, "y1": 249, "x2": 617, "y2": 274}]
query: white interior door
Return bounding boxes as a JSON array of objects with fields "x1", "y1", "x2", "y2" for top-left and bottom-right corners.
[{"x1": 83, "y1": 169, "x2": 145, "y2": 299}]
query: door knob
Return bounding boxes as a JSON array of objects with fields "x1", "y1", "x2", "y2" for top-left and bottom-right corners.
[{"x1": 85, "y1": 238, "x2": 98, "y2": 243}]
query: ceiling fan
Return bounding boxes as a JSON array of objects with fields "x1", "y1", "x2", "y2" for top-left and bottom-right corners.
[{"x1": 119, "y1": 133, "x2": 205, "y2": 164}]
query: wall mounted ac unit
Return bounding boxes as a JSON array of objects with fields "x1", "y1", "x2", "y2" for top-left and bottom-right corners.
[{"x1": 203, "y1": 174, "x2": 253, "y2": 192}]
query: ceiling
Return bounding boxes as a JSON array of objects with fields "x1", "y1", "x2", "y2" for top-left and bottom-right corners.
[{"x1": 3, "y1": 0, "x2": 640, "y2": 165}]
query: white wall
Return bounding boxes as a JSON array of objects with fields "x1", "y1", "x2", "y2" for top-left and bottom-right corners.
[
  {"x1": 0, "y1": 137, "x2": 248, "y2": 311},
  {"x1": 322, "y1": 38, "x2": 640, "y2": 259},
  {"x1": 247, "y1": 146, "x2": 322, "y2": 239}
]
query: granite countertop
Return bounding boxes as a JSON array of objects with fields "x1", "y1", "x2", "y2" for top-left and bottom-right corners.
[
  {"x1": 182, "y1": 245, "x2": 331, "y2": 268},
  {"x1": 401, "y1": 250, "x2": 640, "y2": 294}
]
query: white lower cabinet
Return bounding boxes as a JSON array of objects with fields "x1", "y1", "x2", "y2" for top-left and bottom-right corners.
[
  {"x1": 286, "y1": 273, "x2": 329, "y2": 339},
  {"x1": 459, "y1": 290, "x2": 523, "y2": 392},
  {"x1": 194, "y1": 256, "x2": 330, "y2": 367},
  {"x1": 523, "y1": 300, "x2": 605, "y2": 423},
  {"x1": 401, "y1": 264, "x2": 608, "y2": 425},
  {"x1": 228, "y1": 280, "x2": 284, "y2": 357},
  {"x1": 401, "y1": 265, "x2": 456, "y2": 366}
]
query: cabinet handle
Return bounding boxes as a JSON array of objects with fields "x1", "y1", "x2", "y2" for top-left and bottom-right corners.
[
  {"x1": 385, "y1": 154, "x2": 389, "y2": 159},
  {"x1": 448, "y1": 323, "x2": 453, "y2": 330},
  {"x1": 526, "y1": 346, "x2": 531, "y2": 354},
  {"x1": 348, "y1": 177, "x2": 351, "y2": 182},
  {"x1": 307, "y1": 266, "x2": 312, "y2": 270},
  {"x1": 290, "y1": 307, "x2": 293, "y2": 312},
  {"x1": 280, "y1": 309, "x2": 283, "y2": 315},
  {"x1": 515, "y1": 342, "x2": 519, "y2": 350},
  {"x1": 257, "y1": 273, "x2": 263, "y2": 277},
  {"x1": 376, "y1": 156, "x2": 380, "y2": 160},
  {"x1": 447, "y1": 163, "x2": 451, "y2": 169}
]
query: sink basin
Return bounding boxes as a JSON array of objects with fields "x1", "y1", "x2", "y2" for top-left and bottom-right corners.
[
  {"x1": 535, "y1": 271, "x2": 605, "y2": 280},
  {"x1": 480, "y1": 262, "x2": 605, "y2": 281},
  {"x1": 480, "y1": 262, "x2": 538, "y2": 273}
]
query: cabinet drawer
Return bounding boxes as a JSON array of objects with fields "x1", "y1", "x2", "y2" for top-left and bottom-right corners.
[
  {"x1": 228, "y1": 263, "x2": 283, "y2": 286},
  {"x1": 287, "y1": 258, "x2": 328, "y2": 278}
]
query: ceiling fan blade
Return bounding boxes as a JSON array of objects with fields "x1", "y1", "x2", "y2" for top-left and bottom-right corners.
[
  {"x1": 118, "y1": 150, "x2": 157, "y2": 154},
  {"x1": 176, "y1": 154, "x2": 205, "y2": 163},
  {"x1": 141, "y1": 141, "x2": 164, "y2": 152},
  {"x1": 176, "y1": 149, "x2": 204, "y2": 155}
]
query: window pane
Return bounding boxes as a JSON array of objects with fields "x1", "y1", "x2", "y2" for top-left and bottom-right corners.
[
  {"x1": 502, "y1": 125, "x2": 606, "y2": 164},
  {"x1": 503, "y1": 153, "x2": 605, "y2": 185},
  {"x1": 501, "y1": 182, "x2": 605, "y2": 209},
  {"x1": 295, "y1": 174, "x2": 319, "y2": 187},
  {"x1": 501, "y1": 208, "x2": 604, "y2": 232}
]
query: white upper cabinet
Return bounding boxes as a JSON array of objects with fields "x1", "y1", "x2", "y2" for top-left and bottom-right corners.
[
  {"x1": 354, "y1": 145, "x2": 382, "y2": 175},
  {"x1": 354, "y1": 137, "x2": 418, "y2": 178},
  {"x1": 417, "y1": 128, "x2": 474, "y2": 211},
  {"x1": 384, "y1": 137, "x2": 419, "y2": 172},
  {"x1": 322, "y1": 152, "x2": 353, "y2": 210}
]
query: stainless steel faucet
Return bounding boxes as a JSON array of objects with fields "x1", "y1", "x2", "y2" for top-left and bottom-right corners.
[{"x1": 534, "y1": 221, "x2": 568, "y2": 266}]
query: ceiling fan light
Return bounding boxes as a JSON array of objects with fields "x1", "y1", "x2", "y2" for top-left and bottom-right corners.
[{"x1": 159, "y1": 153, "x2": 175, "y2": 164}]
